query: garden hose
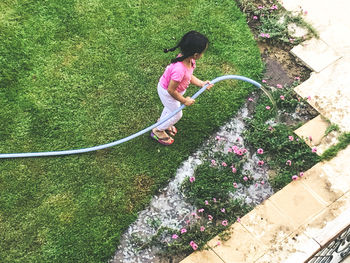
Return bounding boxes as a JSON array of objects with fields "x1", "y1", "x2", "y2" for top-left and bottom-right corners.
[{"x1": 0, "y1": 75, "x2": 261, "y2": 159}]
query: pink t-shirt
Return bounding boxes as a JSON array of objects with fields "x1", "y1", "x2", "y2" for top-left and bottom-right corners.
[{"x1": 159, "y1": 58, "x2": 196, "y2": 92}]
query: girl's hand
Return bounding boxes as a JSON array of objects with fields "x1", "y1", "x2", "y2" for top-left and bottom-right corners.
[
  {"x1": 202, "y1": 80, "x2": 214, "y2": 90},
  {"x1": 184, "y1": 97, "x2": 195, "y2": 106}
]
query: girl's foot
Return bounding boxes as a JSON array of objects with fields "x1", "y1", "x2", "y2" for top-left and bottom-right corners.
[
  {"x1": 166, "y1": 126, "x2": 178, "y2": 137},
  {"x1": 150, "y1": 128, "x2": 174, "y2": 145}
]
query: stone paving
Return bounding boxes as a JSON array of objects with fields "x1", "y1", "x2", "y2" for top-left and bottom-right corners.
[{"x1": 181, "y1": 0, "x2": 350, "y2": 262}]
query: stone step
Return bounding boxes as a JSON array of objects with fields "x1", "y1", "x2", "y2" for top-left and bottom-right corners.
[
  {"x1": 293, "y1": 57, "x2": 350, "y2": 132},
  {"x1": 294, "y1": 115, "x2": 340, "y2": 155},
  {"x1": 290, "y1": 38, "x2": 341, "y2": 73}
]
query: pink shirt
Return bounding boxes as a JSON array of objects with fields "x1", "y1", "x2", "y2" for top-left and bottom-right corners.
[{"x1": 159, "y1": 59, "x2": 196, "y2": 92}]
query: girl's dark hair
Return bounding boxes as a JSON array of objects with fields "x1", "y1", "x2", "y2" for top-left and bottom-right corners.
[{"x1": 164, "y1": 31, "x2": 209, "y2": 63}]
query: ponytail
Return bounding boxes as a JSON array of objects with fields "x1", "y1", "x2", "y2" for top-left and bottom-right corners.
[
  {"x1": 164, "y1": 31, "x2": 209, "y2": 64},
  {"x1": 164, "y1": 45, "x2": 178, "y2": 53}
]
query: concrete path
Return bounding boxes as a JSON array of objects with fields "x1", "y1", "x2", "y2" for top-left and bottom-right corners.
[{"x1": 181, "y1": 0, "x2": 350, "y2": 262}]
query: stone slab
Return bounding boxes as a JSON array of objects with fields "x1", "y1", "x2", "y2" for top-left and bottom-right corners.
[
  {"x1": 239, "y1": 200, "x2": 296, "y2": 245},
  {"x1": 180, "y1": 246, "x2": 223, "y2": 263},
  {"x1": 208, "y1": 223, "x2": 267, "y2": 263},
  {"x1": 294, "y1": 114, "x2": 340, "y2": 156},
  {"x1": 302, "y1": 190, "x2": 350, "y2": 247},
  {"x1": 300, "y1": 162, "x2": 345, "y2": 206},
  {"x1": 291, "y1": 38, "x2": 341, "y2": 72},
  {"x1": 294, "y1": 57, "x2": 350, "y2": 132},
  {"x1": 269, "y1": 180, "x2": 327, "y2": 229},
  {"x1": 294, "y1": 115, "x2": 329, "y2": 145},
  {"x1": 254, "y1": 229, "x2": 320, "y2": 263}
]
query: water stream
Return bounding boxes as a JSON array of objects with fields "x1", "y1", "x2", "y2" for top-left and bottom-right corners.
[{"x1": 110, "y1": 94, "x2": 274, "y2": 263}]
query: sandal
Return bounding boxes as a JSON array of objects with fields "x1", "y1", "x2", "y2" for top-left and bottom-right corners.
[
  {"x1": 150, "y1": 129, "x2": 174, "y2": 146},
  {"x1": 166, "y1": 126, "x2": 178, "y2": 137}
]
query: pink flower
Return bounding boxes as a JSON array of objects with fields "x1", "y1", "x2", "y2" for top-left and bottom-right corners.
[
  {"x1": 198, "y1": 208, "x2": 204, "y2": 213},
  {"x1": 295, "y1": 76, "x2": 300, "y2": 81},
  {"x1": 276, "y1": 84, "x2": 283, "y2": 89},
  {"x1": 299, "y1": 172, "x2": 304, "y2": 177},
  {"x1": 262, "y1": 79, "x2": 267, "y2": 83},
  {"x1": 266, "y1": 106, "x2": 271, "y2": 110},
  {"x1": 215, "y1": 135, "x2": 222, "y2": 141},
  {"x1": 268, "y1": 126, "x2": 274, "y2": 131},
  {"x1": 181, "y1": 228, "x2": 187, "y2": 234},
  {"x1": 253, "y1": 16, "x2": 258, "y2": 20},
  {"x1": 304, "y1": 10, "x2": 308, "y2": 15},
  {"x1": 307, "y1": 96, "x2": 311, "y2": 100},
  {"x1": 271, "y1": 5, "x2": 278, "y2": 10},
  {"x1": 233, "y1": 182, "x2": 238, "y2": 188},
  {"x1": 258, "y1": 5, "x2": 263, "y2": 9},
  {"x1": 248, "y1": 97, "x2": 254, "y2": 102},
  {"x1": 309, "y1": 136, "x2": 313, "y2": 141},
  {"x1": 232, "y1": 167, "x2": 237, "y2": 173},
  {"x1": 200, "y1": 226, "x2": 205, "y2": 232},
  {"x1": 205, "y1": 200, "x2": 209, "y2": 205},
  {"x1": 208, "y1": 215, "x2": 213, "y2": 221},
  {"x1": 189, "y1": 176, "x2": 195, "y2": 183},
  {"x1": 257, "y1": 148, "x2": 264, "y2": 154},
  {"x1": 289, "y1": 38, "x2": 295, "y2": 43},
  {"x1": 213, "y1": 198, "x2": 217, "y2": 203},
  {"x1": 258, "y1": 160, "x2": 264, "y2": 166},
  {"x1": 243, "y1": 176, "x2": 248, "y2": 181},
  {"x1": 172, "y1": 234, "x2": 178, "y2": 239},
  {"x1": 216, "y1": 241, "x2": 221, "y2": 246},
  {"x1": 280, "y1": 95, "x2": 285, "y2": 100},
  {"x1": 261, "y1": 180, "x2": 265, "y2": 185},
  {"x1": 286, "y1": 160, "x2": 292, "y2": 166},
  {"x1": 292, "y1": 175, "x2": 299, "y2": 180},
  {"x1": 211, "y1": 159, "x2": 216, "y2": 165},
  {"x1": 222, "y1": 162, "x2": 227, "y2": 167},
  {"x1": 222, "y1": 220, "x2": 228, "y2": 226},
  {"x1": 312, "y1": 147, "x2": 317, "y2": 153},
  {"x1": 237, "y1": 217, "x2": 241, "y2": 222},
  {"x1": 190, "y1": 241, "x2": 198, "y2": 250},
  {"x1": 265, "y1": 33, "x2": 270, "y2": 38},
  {"x1": 288, "y1": 135, "x2": 294, "y2": 141},
  {"x1": 191, "y1": 212, "x2": 197, "y2": 217},
  {"x1": 221, "y1": 208, "x2": 226, "y2": 213}
]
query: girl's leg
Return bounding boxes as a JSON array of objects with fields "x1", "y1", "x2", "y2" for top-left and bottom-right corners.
[{"x1": 156, "y1": 83, "x2": 184, "y2": 131}]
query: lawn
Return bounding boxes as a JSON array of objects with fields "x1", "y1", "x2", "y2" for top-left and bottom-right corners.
[{"x1": 0, "y1": 0, "x2": 263, "y2": 262}]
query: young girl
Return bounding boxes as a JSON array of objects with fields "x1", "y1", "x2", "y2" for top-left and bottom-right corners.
[{"x1": 151, "y1": 31, "x2": 214, "y2": 145}]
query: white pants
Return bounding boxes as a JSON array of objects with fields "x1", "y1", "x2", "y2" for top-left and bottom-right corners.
[{"x1": 156, "y1": 83, "x2": 185, "y2": 131}]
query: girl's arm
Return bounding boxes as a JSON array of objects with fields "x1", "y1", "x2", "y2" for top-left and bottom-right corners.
[
  {"x1": 191, "y1": 75, "x2": 214, "y2": 90},
  {"x1": 167, "y1": 80, "x2": 195, "y2": 106}
]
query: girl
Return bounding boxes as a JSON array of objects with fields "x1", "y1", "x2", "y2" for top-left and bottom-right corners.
[{"x1": 151, "y1": 31, "x2": 213, "y2": 145}]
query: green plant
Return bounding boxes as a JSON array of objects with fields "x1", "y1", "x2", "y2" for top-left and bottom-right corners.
[
  {"x1": 244, "y1": 83, "x2": 320, "y2": 190},
  {"x1": 321, "y1": 133, "x2": 350, "y2": 161},
  {"x1": 235, "y1": 0, "x2": 318, "y2": 45}
]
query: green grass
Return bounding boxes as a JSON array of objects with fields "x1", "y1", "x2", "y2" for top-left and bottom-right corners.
[{"x1": 0, "y1": 0, "x2": 263, "y2": 262}]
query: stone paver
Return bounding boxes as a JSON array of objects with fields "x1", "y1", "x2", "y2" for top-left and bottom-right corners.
[
  {"x1": 239, "y1": 200, "x2": 297, "y2": 244},
  {"x1": 254, "y1": 230, "x2": 320, "y2": 263},
  {"x1": 208, "y1": 223, "x2": 267, "y2": 263},
  {"x1": 268, "y1": 181, "x2": 327, "y2": 228},
  {"x1": 294, "y1": 115, "x2": 340, "y2": 155},
  {"x1": 294, "y1": 57, "x2": 350, "y2": 132},
  {"x1": 291, "y1": 38, "x2": 341, "y2": 72},
  {"x1": 302, "y1": 190, "x2": 350, "y2": 246}
]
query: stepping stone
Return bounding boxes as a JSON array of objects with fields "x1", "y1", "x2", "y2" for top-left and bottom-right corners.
[
  {"x1": 291, "y1": 38, "x2": 341, "y2": 72},
  {"x1": 294, "y1": 115, "x2": 339, "y2": 155},
  {"x1": 294, "y1": 57, "x2": 350, "y2": 132}
]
